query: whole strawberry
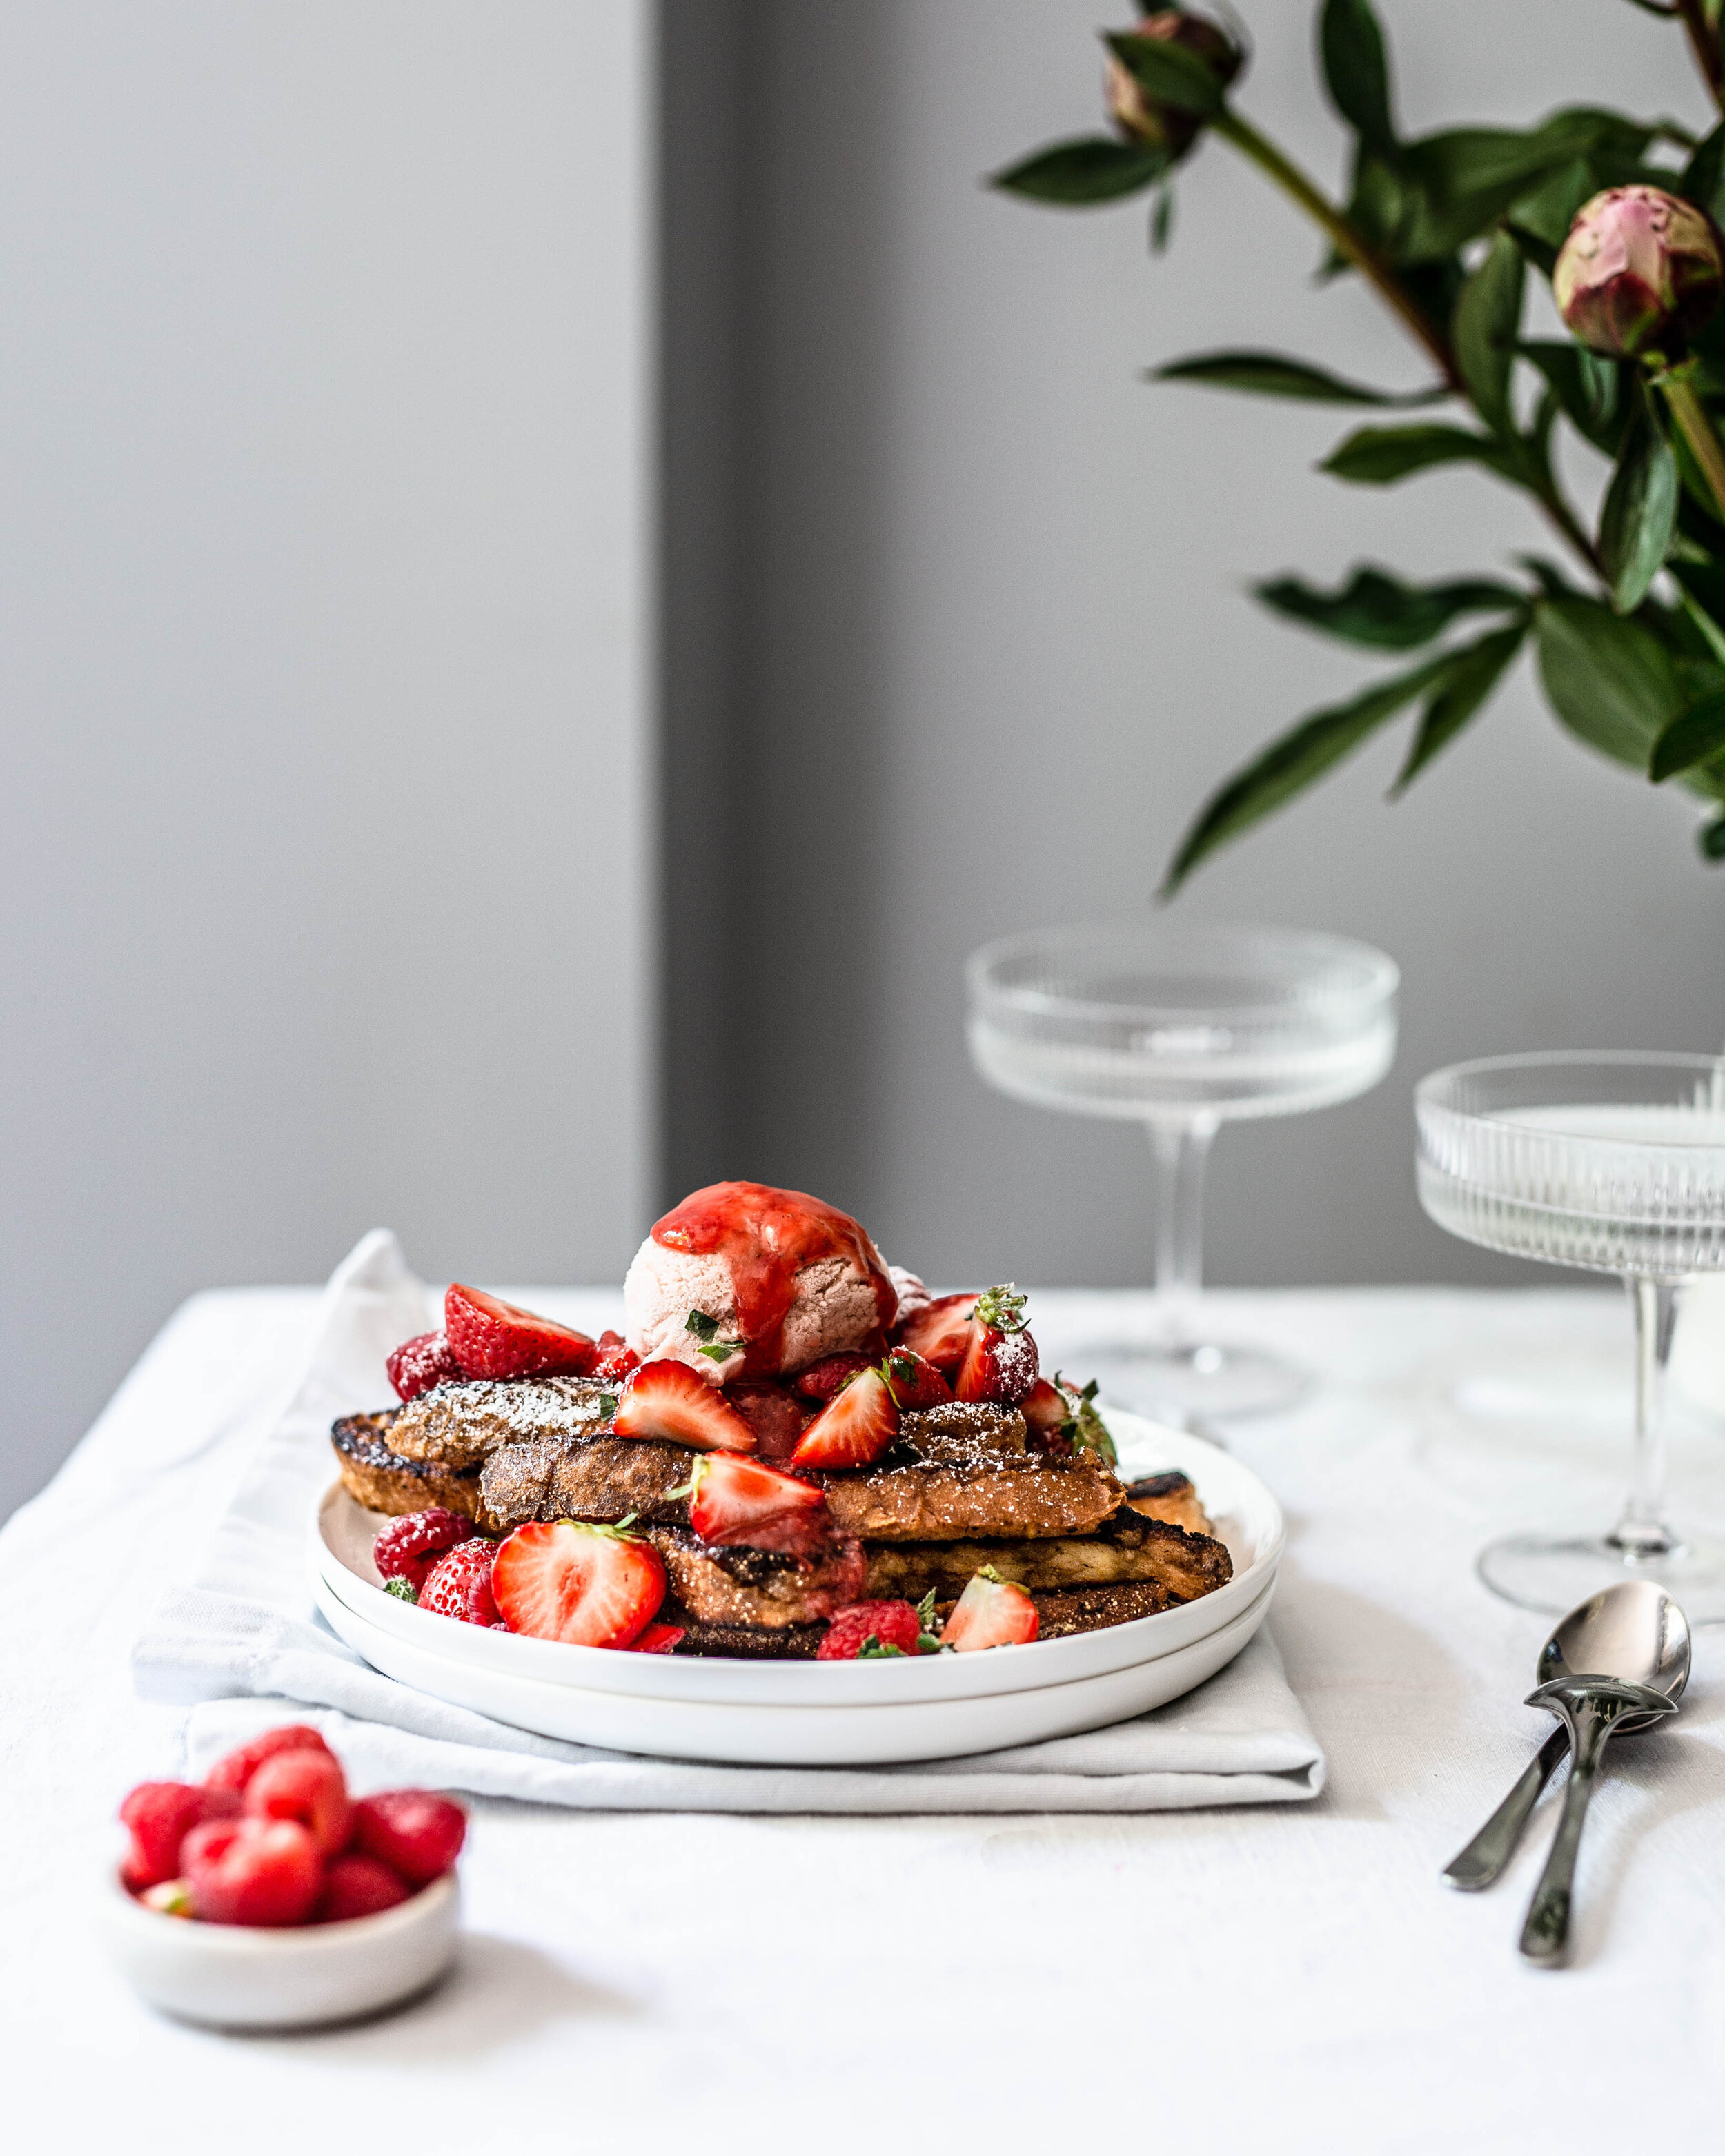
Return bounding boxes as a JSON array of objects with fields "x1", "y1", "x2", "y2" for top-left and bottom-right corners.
[
  {"x1": 420, "y1": 1539, "x2": 500, "y2": 1625},
  {"x1": 953, "y1": 1284, "x2": 1039, "y2": 1405}
]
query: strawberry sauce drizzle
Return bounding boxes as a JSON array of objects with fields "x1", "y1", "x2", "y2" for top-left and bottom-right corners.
[{"x1": 651, "y1": 1181, "x2": 896, "y2": 1376}]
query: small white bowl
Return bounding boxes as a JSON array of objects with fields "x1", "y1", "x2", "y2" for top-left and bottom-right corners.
[{"x1": 99, "y1": 1868, "x2": 461, "y2": 2030}]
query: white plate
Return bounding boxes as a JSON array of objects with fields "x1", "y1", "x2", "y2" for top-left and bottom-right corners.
[
  {"x1": 308, "y1": 1412, "x2": 1283, "y2": 1762},
  {"x1": 313, "y1": 1565, "x2": 1276, "y2": 1765}
]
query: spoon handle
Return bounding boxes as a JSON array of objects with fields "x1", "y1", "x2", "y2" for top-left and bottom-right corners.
[
  {"x1": 1517, "y1": 1688, "x2": 1671, "y2": 1966},
  {"x1": 1441, "y1": 1724, "x2": 1569, "y2": 1891}
]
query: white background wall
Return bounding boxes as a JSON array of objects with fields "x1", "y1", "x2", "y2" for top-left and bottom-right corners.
[{"x1": 0, "y1": 2, "x2": 656, "y2": 1515}]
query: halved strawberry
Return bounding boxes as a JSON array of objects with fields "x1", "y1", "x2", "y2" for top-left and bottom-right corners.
[
  {"x1": 612, "y1": 1358, "x2": 757, "y2": 1451},
  {"x1": 627, "y1": 1622, "x2": 685, "y2": 1654},
  {"x1": 896, "y1": 1292, "x2": 979, "y2": 1373},
  {"x1": 444, "y1": 1285, "x2": 598, "y2": 1381},
  {"x1": 683, "y1": 1450, "x2": 834, "y2": 1557},
  {"x1": 791, "y1": 1365, "x2": 899, "y2": 1470},
  {"x1": 491, "y1": 1519, "x2": 666, "y2": 1648},
  {"x1": 592, "y1": 1330, "x2": 641, "y2": 1383},
  {"x1": 942, "y1": 1567, "x2": 1038, "y2": 1651},
  {"x1": 793, "y1": 1352, "x2": 872, "y2": 1403},
  {"x1": 953, "y1": 1284, "x2": 1039, "y2": 1405},
  {"x1": 882, "y1": 1347, "x2": 952, "y2": 1409},
  {"x1": 1020, "y1": 1376, "x2": 1071, "y2": 1454}
]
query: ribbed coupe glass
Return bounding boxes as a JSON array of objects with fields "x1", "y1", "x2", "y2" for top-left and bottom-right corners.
[
  {"x1": 966, "y1": 921, "x2": 1399, "y2": 1417},
  {"x1": 1417, "y1": 1051, "x2": 1725, "y2": 1619}
]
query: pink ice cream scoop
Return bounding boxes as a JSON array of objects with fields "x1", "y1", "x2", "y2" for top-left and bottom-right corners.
[{"x1": 622, "y1": 1182, "x2": 898, "y2": 1385}]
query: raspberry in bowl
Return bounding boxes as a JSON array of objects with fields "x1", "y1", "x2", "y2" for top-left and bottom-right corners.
[{"x1": 99, "y1": 1725, "x2": 465, "y2": 2030}]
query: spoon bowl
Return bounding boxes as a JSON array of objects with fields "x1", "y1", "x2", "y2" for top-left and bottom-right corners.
[{"x1": 1538, "y1": 1578, "x2": 1691, "y2": 1705}]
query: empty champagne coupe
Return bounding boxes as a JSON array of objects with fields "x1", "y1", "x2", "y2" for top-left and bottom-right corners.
[
  {"x1": 1417, "y1": 1051, "x2": 1725, "y2": 1619},
  {"x1": 966, "y1": 921, "x2": 1399, "y2": 1417}
]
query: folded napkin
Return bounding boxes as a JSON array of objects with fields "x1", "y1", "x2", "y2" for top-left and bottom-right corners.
[{"x1": 134, "y1": 1232, "x2": 1325, "y2": 1812}]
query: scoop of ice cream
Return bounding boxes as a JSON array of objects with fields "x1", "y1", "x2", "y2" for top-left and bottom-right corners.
[{"x1": 623, "y1": 1181, "x2": 897, "y2": 1385}]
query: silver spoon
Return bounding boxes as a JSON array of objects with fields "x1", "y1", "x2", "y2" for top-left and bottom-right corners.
[{"x1": 1442, "y1": 1580, "x2": 1690, "y2": 1893}]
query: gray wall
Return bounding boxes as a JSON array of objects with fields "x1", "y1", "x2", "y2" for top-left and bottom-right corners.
[
  {"x1": 0, "y1": 2, "x2": 656, "y2": 1516},
  {"x1": 663, "y1": 0, "x2": 1725, "y2": 1287}
]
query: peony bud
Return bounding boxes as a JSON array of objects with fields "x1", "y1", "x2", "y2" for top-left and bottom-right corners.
[
  {"x1": 1104, "y1": 11, "x2": 1242, "y2": 159},
  {"x1": 1553, "y1": 185, "x2": 1724, "y2": 361}
]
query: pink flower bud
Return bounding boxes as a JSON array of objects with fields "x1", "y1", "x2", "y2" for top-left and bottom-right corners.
[
  {"x1": 1553, "y1": 185, "x2": 1724, "y2": 360},
  {"x1": 1104, "y1": 11, "x2": 1242, "y2": 159}
]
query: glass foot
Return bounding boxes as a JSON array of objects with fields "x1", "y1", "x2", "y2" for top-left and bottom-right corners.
[
  {"x1": 1103, "y1": 1341, "x2": 1312, "y2": 1423},
  {"x1": 1478, "y1": 1529, "x2": 1725, "y2": 1624}
]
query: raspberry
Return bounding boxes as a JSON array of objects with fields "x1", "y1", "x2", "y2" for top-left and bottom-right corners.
[
  {"x1": 351, "y1": 1790, "x2": 467, "y2": 1888},
  {"x1": 119, "y1": 1781, "x2": 241, "y2": 1890},
  {"x1": 245, "y1": 1747, "x2": 352, "y2": 1857},
  {"x1": 816, "y1": 1600, "x2": 924, "y2": 1661},
  {"x1": 373, "y1": 1507, "x2": 475, "y2": 1590},
  {"x1": 314, "y1": 1855, "x2": 413, "y2": 1923},
  {"x1": 386, "y1": 1329, "x2": 467, "y2": 1403},
  {"x1": 202, "y1": 1724, "x2": 333, "y2": 1796},
  {"x1": 420, "y1": 1539, "x2": 499, "y2": 1625},
  {"x1": 182, "y1": 1814, "x2": 323, "y2": 1926}
]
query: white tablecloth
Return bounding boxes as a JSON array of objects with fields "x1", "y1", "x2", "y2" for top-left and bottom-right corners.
[{"x1": 6, "y1": 1284, "x2": 1725, "y2": 2155}]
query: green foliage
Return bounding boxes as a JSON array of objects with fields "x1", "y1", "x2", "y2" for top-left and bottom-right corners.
[
  {"x1": 1155, "y1": 350, "x2": 1444, "y2": 404},
  {"x1": 1535, "y1": 598, "x2": 1685, "y2": 767},
  {"x1": 1321, "y1": 424, "x2": 1520, "y2": 486},
  {"x1": 1650, "y1": 686, "x2": 1725, "y2": 781},
  {"x1": 1599, "y1": 406, "x2": 1679, "y2": 613},
  {"x1": 1319, "y1": 0, "x2": 1396, "y2": 159},
  {"x1": 1254, "y1": 567, "x2": 1523, "y2": 649},
  {"x1": 1453, "y1": 234, "x2": 1524, "y2": 434},
  {"x1": 998, "y1": 0, "x2": 1725, "y2": 884},
  {"x1": 992, "y1": 138, "x2": 1170, "y2": 204},
  {"x1": 1391, "y1": 622, "x2": 1529, "y2": 794}
]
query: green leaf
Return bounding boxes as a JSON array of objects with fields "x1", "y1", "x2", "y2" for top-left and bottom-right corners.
[
  {"x1": 1161, "y1": 652, "x2": 1451, "y2": 893},
  {"x1": 1321, "y1": 424, "x2": 1519, "y2": 485},
  {"x1": 1394, "y1": 110, "x2": 1659, "y2": 261},
  {"x1": 1508, "y1": 159, "x2": 1601, "y2": 253},
  {"x1": 1679, "y1": 121, "x2": 1725, "y2": 228},
  {"x1": 1453, "y1": 233, "x2": 1524, "y2": 434},
  {"x1": 1154, "y1": 350, "x2": 1446, "y2": 404},
  {"x1": 1515, "y1": 341, "x2": 1624, "y2": 452},
  {"x1": 1650, "y1": 685, "x2": 1725, "y2": 780},
  {"x1": 1670, "y1": 556, "x2": 1725, "y2": 641},
  {"x1": 1390, "y1": 622, "x2": 1528, "y2": 793},
  {"x1": 1319, "y1": 0, "x2": 1396, "y2": 158},
  {"x1": 1700, "y1": 814, "x2": 1725, "y2": 860},
  {"x1": 1598, "y1": 407, "x2": 1678, "y2": 613},
  {"x1": 1103, "y1": 31, "x2": 1224, "y2": 117},
  {"x1": 990, "y1": 136, "x2": 1171, "y2": 205},
  {"x1": 1150, "y1": 185, "x2": 1175, "y2": 253},
  {"x1": 1254, "y1": 566, "x2": 1524, "y2": 649},
  {"x1": 1535, "y1": 595, "x2": 1686, "y2": 768}
]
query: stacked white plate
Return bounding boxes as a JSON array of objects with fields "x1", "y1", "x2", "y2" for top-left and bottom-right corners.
[{"x1": 308, "y1": 1410, "x2": 1283, "y2": 1766}]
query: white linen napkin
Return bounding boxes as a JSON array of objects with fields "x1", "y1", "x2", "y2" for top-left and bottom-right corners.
[{"x1": 132, "y1": 1231, "x2": 1325, "y2": 1812}]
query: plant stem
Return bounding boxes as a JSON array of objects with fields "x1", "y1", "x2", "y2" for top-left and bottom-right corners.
[
  {"x1": 1660, "y1": 368, "x2": 1725, "y2": 522},
  {"x1": 1677, "y1": 0, "x2": 1725, "y2": 112},
  {"x1": 1211, "y1": 110, "x2": 1460, "y2": 390}
]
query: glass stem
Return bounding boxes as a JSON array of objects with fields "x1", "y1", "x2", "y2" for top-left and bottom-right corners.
[
  {"x1": 1613, "y1": 1276, "x2": 1680, "y2": 1559},
  {"x1": 1148, "y1": 1116, "x2": 1216, "y2": 1345}
]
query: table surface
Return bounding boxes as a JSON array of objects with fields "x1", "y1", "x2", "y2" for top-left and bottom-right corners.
[{"x1": 6, "y1": 1283, "x2": 1725, "y2": 2155}]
